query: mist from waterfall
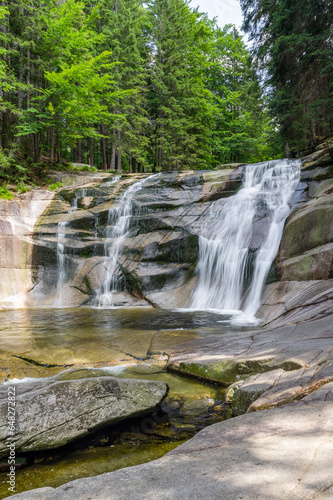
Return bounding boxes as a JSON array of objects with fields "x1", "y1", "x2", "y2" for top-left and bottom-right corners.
[
  {"x1": 94, "y1": 175, "x2": 154, "y2": 307},
  {"x1": 190, "y1": 159, "x2": 300, "y2": 322}
]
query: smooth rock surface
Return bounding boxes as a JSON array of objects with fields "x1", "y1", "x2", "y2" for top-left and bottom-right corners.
[
  {"x1": 276, "y1": 157, "x2": 333, "y2": 282},
  {"x1": 0, "y1": 375, "x2": 168, "y2": 458},
  {"x1": 0, "y1": 189, "x2": 54, "y2": 307},
  {"x1": 27, "y1": 169, "x2": 244, "y2": 307},
  {"x1": 167, "y1": 312, "x2": 333, "y2": 411},
  {"x1": 7, "y1": 400, "x2": 333, "y2": 500}
]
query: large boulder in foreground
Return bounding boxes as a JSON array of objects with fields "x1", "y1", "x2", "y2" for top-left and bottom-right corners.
[
  {"x1": 7, "y1": 397, "x2": 333, "y2": 499},
  {"x1": 0, "y1": 375, "x2": 168, "y2": 458}
]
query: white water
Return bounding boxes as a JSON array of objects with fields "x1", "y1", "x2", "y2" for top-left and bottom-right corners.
[
  {"x1": 55, "y1": 221, "x2": 68, "y2": 307},
  {"x1": 94, "y1": 176, "x2": 154, "y2": 307},
  {"x1": 190, "y1": 159, "x2": 300, "y2": 321},
  {"x1": 55, "y1": 179, "x2": 120, "y2": 307}
]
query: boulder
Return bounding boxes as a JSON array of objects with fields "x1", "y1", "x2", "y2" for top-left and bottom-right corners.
[
  {"x1": 275, "y1": 168, "x2": 333, "y2": 281},
  {"x1": 167, "y1": 310, "x2": 333, "y2": 412},
  {"x1": 0, "y1": 375, "x2": 168, "y2": 458},
  {"x1": 7, "y1": 400, "x2": 333, "y2": 500}
]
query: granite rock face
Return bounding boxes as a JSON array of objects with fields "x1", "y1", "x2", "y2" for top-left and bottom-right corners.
[
  {"x1": 274, "y1": 144, "x2": 333, "y2": 283},
  {"x1": 0, "y1": 373, "x2": 168, "y2": 458},
  {"x1": 22, "y1": 169, "x2": 243, "y2": 308},
  {"x1": 7, "y1": 399, "x2": 333, "y2": 500},
  {"x1": 0, "y1": 189, "x2": 54, "y2": 307},
  {"x1": 0, "y1": 172, "x2": 111, "y2": 308}
]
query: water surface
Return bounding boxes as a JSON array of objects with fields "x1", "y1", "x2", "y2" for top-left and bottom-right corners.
[{"x1": 0, "y1": 307, "x2": 250, "y2": 497}]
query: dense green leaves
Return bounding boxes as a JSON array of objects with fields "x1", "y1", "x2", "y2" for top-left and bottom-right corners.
[
  {"x1": 0, "y1": 0, "x2": 277, "y2": 184},
  {"x1": 207, "y1": 25, "x2": 276, "y2": 164},
  {"x1": 240, "y1": 0, "x2": 333, "y2": 152},
  {"x1": 147, "y1": 0, "x2": 213, "y2": 170}
]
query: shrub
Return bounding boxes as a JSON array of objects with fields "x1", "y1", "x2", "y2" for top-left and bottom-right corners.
[
  {"x1": 49, "y1": 182, "x2": 63, "y2": 191},
  {"x1": 0, "y1": 185, "x2": 14, "y2": 199}
]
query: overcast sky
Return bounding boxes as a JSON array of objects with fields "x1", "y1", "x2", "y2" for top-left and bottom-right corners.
[{"x1": 191, "y1": 0, "x2": 244, "y2": 30}]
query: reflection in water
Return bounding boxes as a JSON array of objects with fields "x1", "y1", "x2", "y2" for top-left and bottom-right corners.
[{"x1": 0, "y1": 308, "x2": 248, "y2": 496}]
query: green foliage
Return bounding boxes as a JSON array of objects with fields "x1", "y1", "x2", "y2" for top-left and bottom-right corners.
[
  {"x1": 49, "y1": 182, "x2": 63, "y2": 191},
  {"x1": 1, "y1": 0, "x2": 280, "y2": 178},
  {"x1": 240, "y1": 0, "x2": 333, "y2": 151},
  {"x1": 0, "y1": 148, "x2": 28, "y2": 182},
  {"x1": 0, "y1": 185, "x2": 14, "y2": 200},
  {"x1": 73, "y1": 165, "x2": 98, "y2": 172}
]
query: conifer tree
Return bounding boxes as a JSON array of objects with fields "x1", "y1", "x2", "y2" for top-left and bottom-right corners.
[
  {"x1": 95, "y1": 0, "x2": 149, "y2": 172},
  {"x1": 240, "y1": 0, "x2": 333, "y2": 151},
  {"x1": 148, "y1": 0, "x2": 212, "y2": 171},
  {"x1": 207, "y1": 25, "x2": 275, "y2": 164}
]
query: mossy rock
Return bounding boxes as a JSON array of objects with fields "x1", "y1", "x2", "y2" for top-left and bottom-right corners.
[
  {"x1": 168, "y1": 359, "x2": 275, "y2": 386},
  {"x1": 279, "y1": 202, "x2": 333, "y2": 260}
]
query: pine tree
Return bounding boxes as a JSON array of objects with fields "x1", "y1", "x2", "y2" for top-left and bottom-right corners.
[
  {"x1": 240, "y1": 0, "x2": 333, "y2": 151},
  {"x1": 148, "y1": 0, "x2": 212, "y2": 171},
  {"x1": 94, "y1": 0, "x2": 149, "y2": 172},
  {"x1": 17, "y1": 0, "x2": 122, "y2": 164},
  {"x1": 206, "y1": 25, "x2": 275, "y2": 164}
]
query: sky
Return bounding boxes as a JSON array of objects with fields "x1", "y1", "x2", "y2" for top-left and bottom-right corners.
[{"x1": 191, "y1": 0, "x2": 244, "y2": 30}]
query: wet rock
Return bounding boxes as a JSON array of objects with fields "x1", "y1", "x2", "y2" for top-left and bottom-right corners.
[
  {"x1": 275, "y1": 162, "x2": 333, "y2": 281},
  {"x1": 27, "y1": 169, "x2": 245, "y2": 308},
  {"x1": 167, "y1": 309, "x2": 333, "y2": 412},
  {"x1": 231, "y1": 369, "x2": 284, "y2": 414},
  {"x1": 7, "y1": 400, "x2": 333, "y2": 500},
  {"x1": 0, "y1": 375, "x2": 168, "y2": 459}
]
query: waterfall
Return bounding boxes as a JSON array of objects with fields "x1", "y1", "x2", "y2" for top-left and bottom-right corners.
[
  {"x1": 55, "y1": 221, "x2": 68, "y2": 307},
  {"x1": 55, "y1": 179, "x2": 120, "y2": 307},
  {"x1": 190, "y1": 159, "x2": 300, "y2": 321},
  {"x1": 94, "y1": 175, "x2": 154, "y2": 307},
  {"x1": 55, "y1": 192, "x2": 83, "y2": 306}
]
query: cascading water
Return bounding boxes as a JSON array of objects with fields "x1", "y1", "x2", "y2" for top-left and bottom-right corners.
[
  {"x1": 190, "y1": 159, "x2": 300, "y2": 321},
  {"x1": 94, "y1": 175, "x2": 154, "y2": 307},
  {"x1": 55, "y1": 180, "x2": 120, "y2": 307},
  {"x1": 55, "y1": 221, "x2": 67, "y2": 306},
  {"x1": 55, "y1": 192, "x2": 85, "y2": 306}
]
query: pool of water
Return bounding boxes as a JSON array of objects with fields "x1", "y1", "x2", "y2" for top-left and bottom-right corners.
[{"x1": 0, "y1": 308, "x2": 251, "y2": 498}]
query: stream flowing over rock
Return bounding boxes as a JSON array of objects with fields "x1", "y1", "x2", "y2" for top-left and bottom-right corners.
[
  {"x1": 190, "y1": 159, "x2": 300, "y2": 316},
  {"x1": 0, "y1": 373, "x2": 168, "y2": 458},
  {"x1": 1, "y1": 145, "x2": 333, "y2": 500},
  {"x1": 0, "y1": 168, "x2": 243, "y2": 309},
  {"x1": 0, "y1": 160, "x2": 301, "y2": 316}
]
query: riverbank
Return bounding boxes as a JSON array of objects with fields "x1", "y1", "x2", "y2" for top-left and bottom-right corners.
[
  {"x1": 2, "y1": 148, "x2": 333, "y2": 498},
  {"x1": 7, "y1": 307, "x2": 333, "y2": 499}
]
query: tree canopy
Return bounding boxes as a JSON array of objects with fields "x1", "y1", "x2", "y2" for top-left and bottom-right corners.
[
  {"x1": 0, "y1": 0, "x2": 286, "y2": 186},
  {"x1": 240, "y1": 0, "x2": 333, "y2": 153}
]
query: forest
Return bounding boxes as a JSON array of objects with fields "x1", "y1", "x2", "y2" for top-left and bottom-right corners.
[{"x1": 0, "y1": 0, "x2": 332, "y2": 189}]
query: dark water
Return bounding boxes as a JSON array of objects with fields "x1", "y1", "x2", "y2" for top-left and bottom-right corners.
[{"x1": 0, "y1": 308, "x2": 250, "y2": 498}]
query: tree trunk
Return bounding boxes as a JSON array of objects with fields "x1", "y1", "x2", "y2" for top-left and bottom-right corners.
[
  {"x1": 50, "y1": 126, "x2": 55, "y2": 164},
  {"x1": 110, "y1": 136, "x2": 116, "y2": 170},
  {"x1": 101, "y1": 124, "x2": 107, "y2": 170},
  {"x1": 117, "y1": 127, "x2": 122, "y2": 172},
  {"x1": 89, "y1": 137, "x2": 94, "y2": 166},
  {"x1": 18, "y1": 48, "x2": 23, "y2": 110},
  {"x1": 77, "y1": 139, "x2": 82, "y2": 163},
  {"x1": 56, "y1": 134, "x2": 61, "y2": 163},
  {"x1": 34, "y1": 133, "x2": 40, "y2": 163}
]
